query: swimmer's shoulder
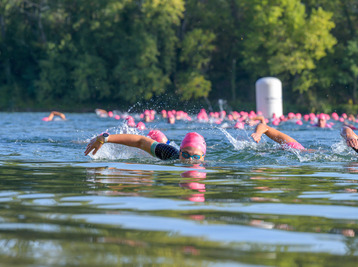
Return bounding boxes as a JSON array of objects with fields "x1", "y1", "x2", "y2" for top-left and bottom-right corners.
[{"x1": 150, "y1": 142, "x2": 179, "y2": 160}]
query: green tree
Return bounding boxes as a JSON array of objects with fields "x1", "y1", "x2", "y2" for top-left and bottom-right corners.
[
  {"x1": 176, "y1": 28, "x2": 215, "y2": 100},
  {"x1": 304, "y1": 0, "x2": 358, "y2": 106},
  {"x1": 0, "y1": 0, "x2": 47, "y2": 109},
  {"x1": 339, "y1": 39, "x2": 358, "y2": 103},
  {"x1": 240, "y1": 0, "x2": 336, "y2": 98},
  {"x1": 111, "y1": 0, "x2": 184, "y2": 103}
]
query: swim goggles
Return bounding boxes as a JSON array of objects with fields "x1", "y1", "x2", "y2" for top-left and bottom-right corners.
[{"x1": 180, "y1": 150, "x2": 205, "y2": 160}]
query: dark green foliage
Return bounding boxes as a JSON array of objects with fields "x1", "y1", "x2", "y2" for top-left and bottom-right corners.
[{"x1": 0, "y1": 0, "x2": 357, "y2": 111}]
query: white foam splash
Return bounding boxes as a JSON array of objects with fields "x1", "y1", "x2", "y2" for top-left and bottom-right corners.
[
  {"x1": 331, "y1": 140, "x2": 348, "y2": 154},
  {"x1": 218, "y1": 128, "x2": 257, "y2": 150},
  {"x1": 88, "y1": 124, "x2": 151, "y2": 160}
]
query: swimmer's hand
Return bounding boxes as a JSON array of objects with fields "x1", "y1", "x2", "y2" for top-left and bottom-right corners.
[
  {"x1": 84, "y1": 135, "x2": 104, "y2": 156},
  {"x1": 341, "y1": 126, "x2": 358, "y2": 150},
  {"x1": 251, "y1": 132, "x2": 262, "y2": 143},
  {"x1": 346, "y1": 137, "x2": 358, "y2": 150},
  {"x1": 245, "y1": 118, "x2": 256, "y2": 127}
]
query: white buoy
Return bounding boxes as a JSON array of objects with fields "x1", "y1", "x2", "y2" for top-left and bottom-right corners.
[{"x1": 255, "y1": 77, "x2": 283, "y2": 118}]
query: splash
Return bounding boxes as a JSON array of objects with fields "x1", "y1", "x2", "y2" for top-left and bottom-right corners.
[
  {"x1": 127, "y1": 102, "x2": 141, "y2": 113},
  {"x1": 218, "y1": 99, "x2": 226, "y2": 112},
  {"x1": 218, "y1": 128, "x2": 257, "y2": 150},
  {"x1": 87, "y1": 123, "x2": 152, "y2": 161}
]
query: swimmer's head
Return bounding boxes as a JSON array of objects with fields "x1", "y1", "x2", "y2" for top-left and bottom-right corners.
[
  {"x1": 180, "y1": 132, "x2": 206, "y2": 162},
  {"x1": 168, "y1": 115, "x2": 175, "y2": 124},
  {"x1": 136, "y1": 121, "x2": 146, "y2": 130},
  {"x1": 147, "y1": 130, "x2": 168, "y2": 144},
  {"x1": 317, "y1": 114, "x2": 327, "y2": 128}
]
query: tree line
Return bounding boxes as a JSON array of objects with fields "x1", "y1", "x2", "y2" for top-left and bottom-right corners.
[{"x1": 1, "y1": 0, "x2": 358, "y2": 113}]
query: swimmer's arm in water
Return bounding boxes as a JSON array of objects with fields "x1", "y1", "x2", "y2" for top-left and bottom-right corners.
[
  {"x1": 84, "y1": 134, "x2": 155, "y2": 156},
  {"x1": 341, "y1": 126, "x2": 358, "y2": 150},
  {"x1": 251, "y1": 123, "x2": 298, "y2": 145}
]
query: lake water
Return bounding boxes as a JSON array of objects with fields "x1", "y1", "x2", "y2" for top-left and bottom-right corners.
[{"x1": 1, "y1": 112, "x2": 358, "y2": 266}]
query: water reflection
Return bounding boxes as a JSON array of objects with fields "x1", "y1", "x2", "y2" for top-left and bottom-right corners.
[
  {"x1": 345, "y1": 162, "x2": 358, "y2": 175},
  {"x1": 86, "y1": 166, "x2": 155, "y2": 196},
  {"x1": 179, "y1": 165, "x2": 207, "y2": 203},
  {"x1": 85, "y1": 163, "x2": 209, "y2": 202},
  {"x1": 1, "y1": 161, "x2": 358, "y2": 265}
]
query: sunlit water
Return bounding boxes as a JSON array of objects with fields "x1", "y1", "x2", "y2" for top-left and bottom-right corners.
[{"x1": 1, "y1": 112, "x2": 358, "y2": 266}]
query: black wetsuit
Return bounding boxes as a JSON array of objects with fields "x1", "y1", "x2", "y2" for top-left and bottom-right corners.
[{"x1": 151, "y1": 142, "x2": 180, "y2": 160}]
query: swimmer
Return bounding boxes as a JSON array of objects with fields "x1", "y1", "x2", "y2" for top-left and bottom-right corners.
[
  {"x1": 42, "y1": 111, "x2": 66, "y2": 121},
  {"x1": 315, "y1": 114, "x2": 331, "y2": 128},
  {"x1": 343, "y1": 121, "x2": 358, "y2": 130},
  {"x1": 341, "y1": 126, "x2": 358, "y2": 152},
  {"x1": 251, "y1": 123, "x2": 305, "y2": 150},
  {"x1": 168, "y1": 115, "x2": 175, "y2": 124},
  {"x1": 85, "y1": 132, "x2": 206, "y2": 162},
  {"x1": 95, "y1": 109, "x2": 108, "y2": 118}
]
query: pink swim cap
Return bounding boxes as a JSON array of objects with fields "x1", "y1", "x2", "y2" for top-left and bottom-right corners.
[
  {"x1": 272, "y1": 119, "x2": 280, "y2": 126},
  {"x1": 180, "y1": 132, "x2": 206, "y2": 154},
  {"x1": 234, "y1": 121, "x2": 244, "y2": 129},
  {"x1": 147, "y1": 130, "x2": 168, "y2": 143},
  {"x1": 136, "y1": 121, "x2": 146, "y2": 130},
  {"x1": 317, "y1": 114, "x2": 326, "y2": 120},
  {"x1": 126, "y1": 117, "x2": 136, "y2": 127},
  {"x1": 42, "y1": 117, "x2": 49, "y2": 121}
]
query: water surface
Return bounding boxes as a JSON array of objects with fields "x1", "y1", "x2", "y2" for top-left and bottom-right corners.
[{"x1": 1, "y1": 112, "x2": 358, "y2": 266}]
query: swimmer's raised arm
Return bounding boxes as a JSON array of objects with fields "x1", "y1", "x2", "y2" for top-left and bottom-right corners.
[
  {"x1": 341, "y1": 126, "x2": 358, "y2": 150},
  {"x1": 245, "y1": 115, "x2": 266, "y2": 126},
  {"x1": 251, "y1": 115, "x2": 266, "y2": 124},
  {"x1": 84, "y1": 134, "x2": 155, "y2": 156},
  {"x1": 48, "y1": 111, "x2": 66, "y2": 121},
  {"x1": 251, "y1": 123, "x2": 298, "y2": 145}
]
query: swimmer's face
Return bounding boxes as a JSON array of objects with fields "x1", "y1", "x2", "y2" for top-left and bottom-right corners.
[
  {"x1": 168, "y1": 117, "x2": 175, "y2": 124},
  {"x1": 179, "y1": 146, "x2": 205, "y2": 163},
  {"x1": 318, "y1": 118, "x2": 326, "y2": 127}
]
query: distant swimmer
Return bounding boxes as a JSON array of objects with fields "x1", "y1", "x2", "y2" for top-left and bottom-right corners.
[
  {"x1": 95, "y1": 109, "x2": 108, "y2": 118},
  {"x1": 314, "y1": 114, "x2": 332, "y2": 128},
  {"x1": 42, "y1": 111, "x2": 66, "y2": 121},
  {"x1": 251, "y1": 123, "x2": 305, "y2": 150},
  {"x1": 168, "y1": 115, "x2": 175, "y2": 124},
  {"x1": 85, "y1": 132, "x2": 206, "y2": 162}
]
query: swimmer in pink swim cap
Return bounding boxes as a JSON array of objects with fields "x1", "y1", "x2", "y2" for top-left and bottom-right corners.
[
  {"x1": 251, "y1": 123, "x2": 305, "y2": 150},
  {"x1": 147, "y1": 130, "x2": 169, "y2": 144},
  {"x1": 42, "y1": 111, "x2": 66, "y2": 121},
  {"x1": 85, "y1": 131, "x2": 206, "y2": 162},
  {"x1": 179, "y1": 132, "x2": 206, "y2": 161},
  {"x1": 136, "y1": 121, "x2": 146, "y2": 130}
]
